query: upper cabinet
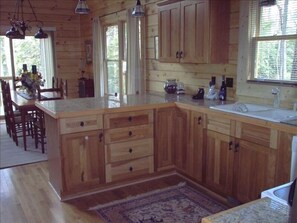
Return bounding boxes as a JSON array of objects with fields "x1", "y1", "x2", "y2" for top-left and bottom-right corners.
[{"x1": 158, "y1": 0, "x2": 230, "y2": 64}]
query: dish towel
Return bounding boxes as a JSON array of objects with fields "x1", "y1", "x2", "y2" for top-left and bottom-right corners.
[{"x1": 291, "y1": 136, "x2": 297, "y2": 181}]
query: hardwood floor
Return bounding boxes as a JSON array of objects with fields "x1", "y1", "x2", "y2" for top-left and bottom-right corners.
[{"x1": 0, "y1": 161, "x2": 189, "y2": 223}]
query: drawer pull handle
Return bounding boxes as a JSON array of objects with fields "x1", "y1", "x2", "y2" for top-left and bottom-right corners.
[
  {"x1": 198, "y1": 116, "x2": 202, "y2": 124},
  {"x1": 81, "y1": 171, "x2": 84, "y2": 182},
  {"x1": 80, "y1": 121, "x2": 84, "y2": 127},
  {"x1": 99, "y1": 133, "x2": 103, "y2": 142},
  {"x1": 234, "y1": 143, "x2": 240, "y2": 152},
  {"x1": 129, "y1": 167, "x2": 133, "y2": 172},
  {"x1": 128, "y1": 116, "x2": 132, "y2": 122},
  {"x1": 129, "y1": 148, "x2": 133, "y2": 153},
  {"x1": 229, "y1": 141, "x2": 233, "y2": 150},
  {"x1": 129, "y1": 131, "x2": 132, "y2": 136}
]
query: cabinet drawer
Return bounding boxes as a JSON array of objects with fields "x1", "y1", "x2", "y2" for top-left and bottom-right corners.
[
  {"x1": 106, "y1": 156, "x2": 154, "y2": 183},
  {"x1": 60, "y1": 115, "x2": 103, "y2": 134},
  {"x1": 235, "y1": 122, "x2": 278, "y2": 149},
  {"x1": 207, "y1": 115, "x2": 235, "y2": 136},
  {"x1": 104, "y1": 124, "x2": 153, "y2": 144},
  {"x1": 104, "y1": 110, "x2": 153, "y2": 129},
  {"x1": 105, "y1": 138, "x2": 154, "y2": 163}
]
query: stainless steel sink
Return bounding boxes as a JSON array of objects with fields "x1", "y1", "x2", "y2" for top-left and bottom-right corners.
[{"x1": 210, "y1": 102, "x2": 297, "y2": 122}]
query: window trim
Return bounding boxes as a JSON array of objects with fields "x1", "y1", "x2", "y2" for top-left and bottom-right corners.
[
  {"x1": 103, "y1": 21, "x2": 127, "y2": 96},
  {"x1": 247, "y1": 0, "x2": 297, "y2": 85}
]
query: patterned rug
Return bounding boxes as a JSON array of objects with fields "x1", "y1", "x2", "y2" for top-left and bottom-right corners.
[{"x1": 90, "y1": 182, "x2": 228, "y2": 223}]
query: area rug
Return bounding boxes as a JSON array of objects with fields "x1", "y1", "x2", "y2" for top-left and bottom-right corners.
[
  {"x1": 90, "y1": 182, "x2": 228, "y2": 223},
  {"x1": 0, "y1": 122, "x2": 47, "y2": 169}
]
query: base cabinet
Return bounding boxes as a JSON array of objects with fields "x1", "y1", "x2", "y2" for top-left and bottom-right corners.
[
  {"x1": 205, "y1": 130, "x2": 234, "y2": 196},
  {"x1": 61, "y1": 130, "x2": 105, "y2": 193},
  {"x1": 155, "y1": 107, "x2": 176, "y2": 171},
  {"x1": 232, "y1": 139, "x2": 277, "y2": 203}
]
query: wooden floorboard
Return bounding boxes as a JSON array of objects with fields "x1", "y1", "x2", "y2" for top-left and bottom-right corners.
[
  {"x1": 0, "y1": 161, "x2": 228, "y2": 223},
  {"x1": 0, "y1": 161, "x2": 188, "y2": 223}
]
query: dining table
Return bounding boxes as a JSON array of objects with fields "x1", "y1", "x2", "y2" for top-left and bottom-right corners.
[{"x1": 10, "y1": 90, "x2": 62, "y2": 150}]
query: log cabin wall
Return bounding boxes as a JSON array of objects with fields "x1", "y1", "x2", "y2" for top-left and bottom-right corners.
[
  {"x1": 1, "y1": 0, "x2": 296, "y2": 107},
  {"x1": 0, "y1": 0, "x2": 81, "y2": 98},
  {"x1": 82, "y1": 0, "x2": 238, "y2": 100}
]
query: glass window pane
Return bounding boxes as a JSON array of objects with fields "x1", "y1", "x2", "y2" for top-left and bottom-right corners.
[
  {"x1": 106, "y1": 25, "x2": 119, "y2": 60},
  {"x1": 0, "y1": 36, "x2": 13, "y2": 77},
  {"x1": 259, "y1": 0, "x2": 297, "y2": 36},
  {"x1": 254, "y1": 39, "x2": 297, "y2": 81},
  {"x1": 12, "y1": 36, "x2": 42, "y2": 75},
  {"x1": 107, "y1": 61, "x2": 119, "y2": 94}
]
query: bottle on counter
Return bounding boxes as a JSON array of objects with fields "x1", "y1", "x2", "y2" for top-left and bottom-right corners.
[{"x1": 219, "y1": 75, "x2": 227, "y2": 101}]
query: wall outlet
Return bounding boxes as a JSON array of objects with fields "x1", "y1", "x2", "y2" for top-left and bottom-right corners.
[{"x1": 226, "y1": 78, "x2": 233, "y2": 88}]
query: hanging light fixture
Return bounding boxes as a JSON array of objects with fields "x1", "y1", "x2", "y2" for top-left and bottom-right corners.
[
  {"x1": 75, "y1": 0, "x2": 90, "y2": 14},
  {"x1": 5, "y1": 0, "x2": 48, "y2": 39},
  {"x1": 132, "y1": 0, "x2": 145, "y2": 17}
]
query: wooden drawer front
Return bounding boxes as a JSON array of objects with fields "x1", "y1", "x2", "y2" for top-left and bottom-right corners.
[
  {"x1": 104, "y1": 124, "x2": 153, "y2": 144},
  {"x1": 106, "y1": 138, "x2": 154, "y2": 163},
  {"x1": 106, "y1": 156, "x2": 154, "y2": 183},
  {"x1": 104, "y1": 110, "x2": 153, "y2": 129},
  {"x1": 207, "y1": 115, "x2": 234, "y2": 136},
  {"x1": 236, "y1": 122, "x2": 278, "y2": 148},
  {"x1": 60, "y1": 115, "x2": 103, "y2": 134}
]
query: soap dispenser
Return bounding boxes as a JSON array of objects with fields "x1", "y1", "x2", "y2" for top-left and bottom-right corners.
[{"x1": 219, "y1": 75, "x2": 227, "y2": 101}]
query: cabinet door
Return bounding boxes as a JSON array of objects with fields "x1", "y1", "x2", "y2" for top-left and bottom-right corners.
[
  {"x1": 155, "y1": 107, "x2": 175, "y2": 171},
  {"x1": 205, "y1": 130, "x2": 234, "y2": 196},
  {"x1": 233, "y1": 139, "x2": 277, "y2": 203},
  {"x1": 174, "y1": 108, "x2": 190, "y2": 172},
  {"x1": 180, "y1": 0, "x2": 209, "y2": 63},
  {"x1": 158, "y1": 2, "x2": 180, "y2": 62},
  {"x1": 187, "y1": 111, "x2": 205, "y2": 183},
  {"x1": 61, "y1": 130, "x2": 105, "y2": 192}
]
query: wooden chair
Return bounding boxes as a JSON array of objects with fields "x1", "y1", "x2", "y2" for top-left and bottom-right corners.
[
  {"x1": 33, "y1": 108, "x2": 46, "y2": 153},
  {"x1": 1, "y1": 81, "x2": 32, "y2": 146},
  {"x1": 1, "y1": 79, "x2": 22, "y2": 137},
  {"x1": 34, "y1": 83, "x2": 66, "y2": 152},
  {"x1": 37, "y1": 85, "x2": 63, "y2": 101}
]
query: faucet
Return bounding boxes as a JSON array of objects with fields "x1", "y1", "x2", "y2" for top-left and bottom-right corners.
[{"x1": 272, "y1": 87, "x2": 280, "y2": 108}]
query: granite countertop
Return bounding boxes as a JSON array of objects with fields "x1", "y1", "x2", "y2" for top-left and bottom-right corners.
[
  {"x1": 202, "y1": 197, "x2": 289, "y2": 223},
  {"x1": 35, "y1": 92, "x2": 231, "y2": 119}
]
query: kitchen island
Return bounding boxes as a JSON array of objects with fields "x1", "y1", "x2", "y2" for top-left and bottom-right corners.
[{"x1": 36, "y1": 93, "x2": 297, "y2": 202}]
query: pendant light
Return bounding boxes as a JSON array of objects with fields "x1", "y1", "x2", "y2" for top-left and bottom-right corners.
[
  {"x1": 75, "y1": 0, "x2": 90, "y2": 14},
  {"x1": 132, "y1": 0, "x2": 145, "y2": 17},
  {"x1": 6, "y1": 0, "x2": 48, "y2": 39}
]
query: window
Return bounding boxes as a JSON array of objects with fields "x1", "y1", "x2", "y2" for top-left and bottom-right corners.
[
  {"x1": 104, "y1": 22, "x2": 127, "y2": 95},
  {"x1": 0, "y1": 33, "x2": 56, "y2": 88},
  {"x1": 249, "y1": 0, "x2": 297, "y2": 83}
]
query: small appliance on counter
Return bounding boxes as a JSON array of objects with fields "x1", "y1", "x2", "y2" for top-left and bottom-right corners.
[
  {"x1": 164, "y1": 79, "x2": 177, "y2": 94},
  {"x1": 192, "y1": 88, "x2": 204, "y2": 100},
  {"x1": 176, "y1": 81, "x2": 185, "y2": 95}
]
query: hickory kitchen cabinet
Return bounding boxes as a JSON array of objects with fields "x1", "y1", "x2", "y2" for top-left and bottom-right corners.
[
  {"x1": 154, "y1": 107, "x2": 176, "y2": 171},
  {"x1": 61, "y1": 130, "x2": 105, "y2": 193},
  {"x1": 155, "y1": 107, "x2": 206, "y2": 184},
  {"x1": 59, "y1": 115, "x2": 105, "y2": 195},
  {"x1": 158, "y1": 0, "x2": 230, "y2": 64},
  {"x1": 104, "y1": 110, "x2": 154, "y2": 183},
  {"x1": 205, "y1": 114, "x2": 278, "y2": 203}
]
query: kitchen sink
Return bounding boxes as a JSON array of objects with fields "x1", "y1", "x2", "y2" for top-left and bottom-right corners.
[
  {"x1": 210, "y1": 102, "x2": 297, "y2": 122},
  {"x1": 261, "y1": 182, "x2": 291, "y2": 206}
]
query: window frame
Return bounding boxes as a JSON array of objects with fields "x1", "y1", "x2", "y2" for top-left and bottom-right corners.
[
  {"x1": 0, "y1": 33, "x2": 56, "y2": 89},
  {"x1": 248, "y1": 0, "x2": 297, "y2": 85},
  {"x1": 103, "y1": 21, "x2": 127, "y2": 96}
]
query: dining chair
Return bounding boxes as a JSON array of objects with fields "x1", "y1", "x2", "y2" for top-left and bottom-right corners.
[
  {"x1": 33, "y1": 108, "x2": 46, "y2": 153},
  {"x1": 0, "y1": 79, "x2": 22, "y2": 137},
  {"x1": 1, "y1": 80, "x2": 32, "y2": 146},
  {"x1": 34, "y1": 84, "x2": 66, "y2": 152}
]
